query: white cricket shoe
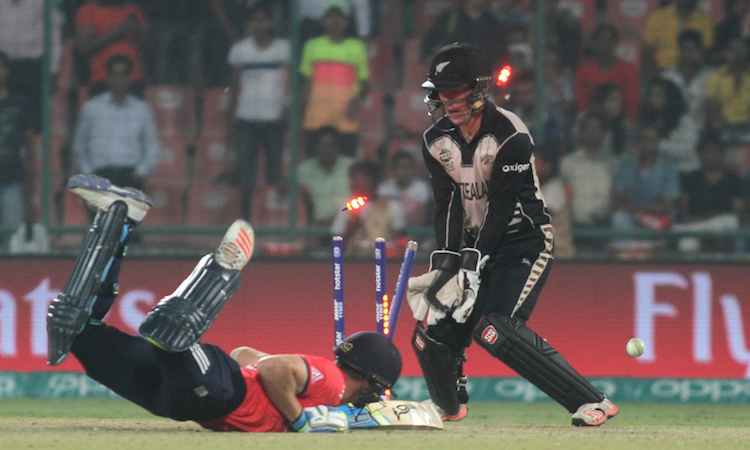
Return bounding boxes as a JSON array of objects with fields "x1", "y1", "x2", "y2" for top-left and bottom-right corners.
[
  {"x1": 571, "y1": 402, "x2": 607, "y2": 427},
  {"x1": 67, "y1": 174, "x2": 152, "y2": 223},
  {"x1": 214, "y1": 219, "x2": 255, "y2": 271}
]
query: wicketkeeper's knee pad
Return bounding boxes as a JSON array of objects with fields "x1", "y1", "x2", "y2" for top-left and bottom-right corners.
[
  {"x1": 473, "y1": 314, "x2": 603, "y2": 412},
  {"x1": 139, "y1": 255, "x2": 241, "y2": 352},
  {"x1": 412, "y1": 326, "x2": 464, "y2": 415}
]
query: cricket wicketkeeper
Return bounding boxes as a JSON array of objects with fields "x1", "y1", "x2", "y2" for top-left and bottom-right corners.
[
  {"x1": 46, "y1": 175, "x2": 402, "y2": 432},
  {"x1": 406, "y1": 43, "x2": 619, "y2": 426}
]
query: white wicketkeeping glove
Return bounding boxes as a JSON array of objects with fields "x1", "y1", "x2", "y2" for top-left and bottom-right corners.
[
  {"x1": 407, "y1": 250, "x2": 463, "y2": 325},
  {"x1": 289, "y1": 405, "x2": 349, "y2": 432},
  {"x1": 452, "y1": 248, "x2": 490, "y2": 323}
]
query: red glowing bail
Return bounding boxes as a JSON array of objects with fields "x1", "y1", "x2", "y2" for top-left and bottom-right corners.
[{"x1": 342, "y1": 195, "x2": 369, "y2": 212}]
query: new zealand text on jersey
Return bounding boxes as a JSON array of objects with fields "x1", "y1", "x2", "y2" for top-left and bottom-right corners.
[{"x1": 459, "y1": 181, "x2": 488, "y2": 200}]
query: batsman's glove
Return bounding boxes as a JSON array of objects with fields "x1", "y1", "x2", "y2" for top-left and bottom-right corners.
[
  {"x1": 289, "y1": 405, "x2": 349, "y2": 432},
  {"x1": 406, "y1": 250, "x2": 462, "y2": 325},
  {"x1": 452, "y1": 248, "x2": 490, "y2": 323}
]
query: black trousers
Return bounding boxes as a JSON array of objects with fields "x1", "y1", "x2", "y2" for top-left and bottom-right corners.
[
  {"x1": 427, "y1": 227, "x2": 555, "y2": 352},
  {"x1": 71, "y1": 324, "x2": 246, "y2": 422},
  {"x1": 232, "y1": 120, "x2": 285, "y2": 220}
]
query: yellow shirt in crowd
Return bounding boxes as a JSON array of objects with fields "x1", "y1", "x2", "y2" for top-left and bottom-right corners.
[
  {"x1": 706, "y1": 67, "x2": 750, "y2": 125},
  {"x1": 644, "y1": 4, "x2": 714, "y2": 69}
]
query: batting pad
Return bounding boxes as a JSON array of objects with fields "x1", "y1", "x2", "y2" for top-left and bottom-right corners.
[{"x1": 338, "y1": 400, "x2": 444, "y2": 430}]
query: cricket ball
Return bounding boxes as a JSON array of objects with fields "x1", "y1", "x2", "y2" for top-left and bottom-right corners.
[{"x1": 626, "y1": 338, "x2": 645, "y2": 358}]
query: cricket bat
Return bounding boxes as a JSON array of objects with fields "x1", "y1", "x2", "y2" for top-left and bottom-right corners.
[{"x1": 339, "y1": 400, "x2": 444, "y2": 430}]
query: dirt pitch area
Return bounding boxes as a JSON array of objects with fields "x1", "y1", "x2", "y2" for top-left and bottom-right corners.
[{"x1": 2, "y1": 399, "x2": 749, "y2": 450}]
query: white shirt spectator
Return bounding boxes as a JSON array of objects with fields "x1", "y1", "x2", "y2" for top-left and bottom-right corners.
[
  {"x1": 228, "y1": 37, "x2": 290, "y2": 122},
  {"x1": 0, "y1": 0, "x2": 62, "y2": 71},
  {"x1": 73, "y1": 93, "x2": 160, "y2": 176},
  {"x1": 662, "y1": 68, "x2": 710, "y2": 127},
  {"x1": 560, "y1": 149, "x2": 613, "y2": 224},
  {"x1": 658, "y1": 114, "x2": 701, "y2": 173},
  {"x1": 377, "y1": 178, "x2": 431, "y2": 225}
]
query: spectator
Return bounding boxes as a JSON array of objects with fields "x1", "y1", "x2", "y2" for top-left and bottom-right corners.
[
  {"x1": 674, "y1": 132, "x2": 744, "y2": 251},
  {"x1": 491, "y1": 0, "x2": 530, "y2": 29},
  {"x1": 75, "y1": 0, "x2": 147, "y2": 95},
  {"x1": 331, "y1": 160, "x2": 405, "y2": 256},
  {"x1": 560, "y1": 112, "x2": 614, "y2": 227},
  {"x1": 713, "y1": 0, "x2": 750, "y2": 62},
  {"x1": 377, "y1": 151, "x2": 431, "y2": 227},
  {"x1": 505, "y1": 23, "x2": 533, "y2": 73},
  {"x1": 706, "y1": 36, "x2": 750, "y2": 140},
  {"x1": 542, "y1": 46, "x2": 576, "y2": 145},
  {"x1": 421, "y1": 0, "x2": 507, "y2": 65},
  {"x1": 535, "y1": 157, "x2": 574, "y2": 257},
  {"x1": 0, "y1": 53, "x2": 35, "y2": 249},
  {"x1": 226, "y1": 4, "x2": 290, "y2": 221},
  {"x1": 642, "y1": 0, "x2": 714, "y2": 77},
  {"x1": 575, "y1": 24, "x2": 639, "y2": 121},
  {"x1": 543, "y1": 0, "x2": 583, "y2": 71},
  {"x1": 140, "y1": 0, "x2": 210, "y2": 87},
  {"x1": 299, "y1": 0, "x2": 374, "y2": 41},
  {"x1": 589, "y1": 83, "x2": 631, "y2": 158},
  {"x1": 300, "y1": 3, "x2": 369, "y2": 157},
  {"x1": 663, "y1": 30, "x2": 711, "y2": 130},
  {"x1": 612, "y1": 125, "x2": 680, "y2": 231},
  {"x1": 506, "y1": 71, "x2": 564, "y2": 165},
  {"x1": 640, "y1": 76, "x2": 700, "y2": 173},
  {"x1": 0, "y1": 0, "x2": 63, "y2": 132},
  {"x1": 298, "y1": 127, "x2": 354, "y2": 229},
  {"x1": 73, "y1": 54, "x2": 160, "y2": 192}
]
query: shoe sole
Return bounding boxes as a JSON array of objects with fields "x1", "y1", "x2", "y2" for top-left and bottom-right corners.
[
  {"x1": 214, "y1": 219, "x2": 255, "y2": 271},
  {"x1": 68, "y1": 174, "x2": 152, "y2": 223},
  {"x1": 571, "y1": 410, "x2": 607, "y2": 427}
]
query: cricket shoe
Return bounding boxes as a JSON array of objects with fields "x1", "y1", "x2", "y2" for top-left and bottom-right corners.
[
  {"x1": 138, "y1": 220, "x2": 254, "y2": 352},
  {"x1": 68, "y1": 174, "x2": 152, "y2": 223},
  {"x1": 442, "y1": 404, "x2": 468, "y2": 422},
  {"x1": 599, "y1": 398, "x2": 619, "y2": 419},
  {"x1": 427, "y1": 401, "x2": 469, "y2": 422},
  {"x1": 213, "y1": 219, "x2": 255, "y2": 271},
  {"x1": 571, "y1": 402, "x2": 607, "y2": 427}
]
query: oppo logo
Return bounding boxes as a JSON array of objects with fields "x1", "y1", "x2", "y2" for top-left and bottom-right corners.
[{"x1": 502, "y1": 163, "x2": 530, "y2": 173}]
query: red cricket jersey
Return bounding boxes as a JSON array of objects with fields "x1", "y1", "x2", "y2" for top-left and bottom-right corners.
[{"x1": 199, "y1": 355, "x2": 346, "y2": 432}]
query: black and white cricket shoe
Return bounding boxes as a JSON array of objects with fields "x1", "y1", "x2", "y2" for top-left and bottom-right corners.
[{"x1": 67, "y1": 174, "x2": 153, "y2": 223}]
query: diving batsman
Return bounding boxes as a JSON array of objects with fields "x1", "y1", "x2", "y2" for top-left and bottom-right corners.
[
  {"x1": 406, "y1": 43, "x2": 619, "y2": 426},
  {"x1": 46, "y1": 174, "x2": 403, "y2": 432}
]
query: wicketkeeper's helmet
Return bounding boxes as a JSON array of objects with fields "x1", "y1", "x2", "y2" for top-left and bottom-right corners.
[
  {"x1": 335, "y1": 331, "x2": 402, "y2": 391},
  {"x1": 421, "y1": 42, "x2": 491, "y2": 118}
]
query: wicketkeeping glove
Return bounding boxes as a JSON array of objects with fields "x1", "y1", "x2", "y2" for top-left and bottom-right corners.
[
  {"x1": 289, "y1": 405, "x2": 349, "y2": 432},
  {"x1": 452, "y1": 248, "x2": 490, "y2": 323},
  {"x1": 406, "y1": 250, "x2": 462, "y2": 325}
]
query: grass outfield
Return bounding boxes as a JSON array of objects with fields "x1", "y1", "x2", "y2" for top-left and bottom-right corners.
[{"x1": 2, "y1": 399, "x2": 749, "y2": 450}]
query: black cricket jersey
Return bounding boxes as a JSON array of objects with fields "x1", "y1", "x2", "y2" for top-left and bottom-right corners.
[{"x1": 422, "y1": 104, "x2": 552, "y2": 255}]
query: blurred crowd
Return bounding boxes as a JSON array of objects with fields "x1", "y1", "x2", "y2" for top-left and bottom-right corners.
[{"x1": 0, "y1": 0, "x2": 749, "y2": 258}]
